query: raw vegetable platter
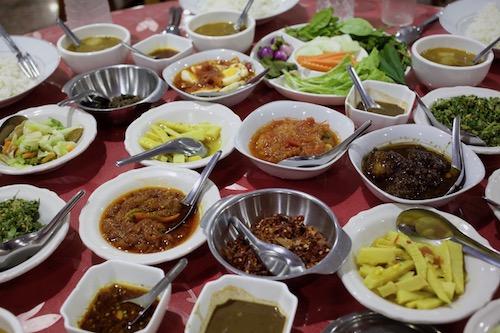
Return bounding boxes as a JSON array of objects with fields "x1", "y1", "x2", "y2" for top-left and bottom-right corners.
[{"x1": 250, "y1": 9, "x2": 411, "y2": 105}]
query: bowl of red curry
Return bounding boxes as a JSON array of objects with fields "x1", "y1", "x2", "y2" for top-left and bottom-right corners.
[
  {"x1": 201, "y1": 188, "x2": 352, "y2": 281},
  {"x1": 234, "y1": 100, "x2": 355, "y2": 180}
]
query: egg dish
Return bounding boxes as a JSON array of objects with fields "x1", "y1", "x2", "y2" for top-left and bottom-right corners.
[{"x1": 173, "y1": 57, "x2": 255, "y2": 95}]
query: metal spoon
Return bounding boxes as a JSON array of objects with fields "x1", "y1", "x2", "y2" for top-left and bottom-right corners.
[
  {"x1": 346, "y1": 65, "x2": 383, "y2": 113},
  {"x1": 472, "y1": 35, "x2": 500, "y2": 64},
  {"x1": 56, "y1": 18, "x2": 81, "y2": 46},
  {"x1": 116, "y1": 138, "x2": 208, "y2": 167},
  {"x1": 234, "y1": 0, "x2": 255, "y2": 32},
  {"x1": 396, "y1": 208, "x2": 500, "y2": 268},
  {"x1": 191, "y1": 68, "x2": 269, "y2": 98},
  {"x1": 119, "y1": 42, "x2": 153, "y2": 58},
  {"x1": 395, "y1": 12, "x2": 441, "y2": 44},
  {"x1": 229, "y1": 216, "x2": 306, "y2": 276},
  {"x1": 163, "y1": 150, "x2": 221, "y2": 234},
  {"x1": 0, "y1": 190, "x2": 85, "y2": 270},
  {"x1": 415, "y1": 94, "x2": 486, "y2": 146},
  {"x1": 446, "y1": 116, "x2": 466, "y2": 195},
  {"x1": 278, "y1": 120, "x2": 372, "y2": 168},
  {"x1": 57, "y1": 90, "x2": 109, "y2": 107},
  {"x1": 483, "y1": 196, "x2": 500, "y2": 209},
  {"x1": 164, "y1": 7, "x2": 182, "y2": 35},
  {"x1": 124, "y1": 258, "x2": 187, "y2": 329},
  {"x1": 0, "y1": 115, "x2": 27, "y2": 147}
]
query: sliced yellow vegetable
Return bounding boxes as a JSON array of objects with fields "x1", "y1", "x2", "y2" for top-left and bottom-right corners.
[
  {"x1": 396, "y1": 275, "x2": 428, "y2": 292},
  {"x1": 378, "y1": 281, "x2": 398, "y2": 297},
  {"x1": 356, "y1": 247, "x2": 400, "y2": 265},
  {"x1": 427, "y1": 265, "x2": 451, "y2": 304},
  {"x1": 396, "y1": 234, "x2": 427, "y2": 278},
  {"x1": 436, "y1": 242, "x2": 452, "y2": 282},
  {"x1": 447, "y1": 241, "x2": 465, "y2": 295},
  {"x1": 406, "y1": 298, "x2": 443, "y2": 310},
  {"x1": 396, "y1": 289, "x2": 434, "y2": 304},
  {"x1": 364, "y1": 260, "x2": 415, "y2": 289}
]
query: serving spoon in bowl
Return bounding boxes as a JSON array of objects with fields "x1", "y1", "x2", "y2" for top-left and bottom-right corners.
[
  {"x1": 0, "y1": 190, "x2": 85, "y2": 271},
  {"x1": 228, "y1": 216, "x2": 306, "y2": 276},
  {"x1": 396, "y1": 208, "x2": 500, "y2": 268},
  {"x1": 116, "y1": 137, "x2": 208, "y2": 167},
  {"x1": 0, "y1": 115, "x2": 27, "y2": 148},
  {"x1": 234, "y1": 0, "x2": 255, "y2": 32},
  {"x1": 446, "y1": 116, "x2": 466, "y2": 195},
  {"x1": 278, "y1": 120, "x2": 372, "y2": 168},
  {"x1": 395, "y1": 12, "x2": 441, "y2": 44},
  {"x1": 472, "y1": 35, "x2": 500, "y2": 65}
]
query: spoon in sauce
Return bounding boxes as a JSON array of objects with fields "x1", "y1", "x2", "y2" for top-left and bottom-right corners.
[
  {"x1": 164, "y1": 7, "x2": 183, "y2": 35},
  {"x1": 278, "y1": 120, "x2": 371, "y2": 168},
  {"x1": 56, "y1": 18, "x2": 81, "y2": 47},
  {"x1": 415, "y1": 94, "x2": 486, "y2": 146},
  {"x1": 445, "y1": 116, "x2": 466, "y2": 195},
  {"x1": 116, "y1": 137, "x2": 208, "y2": 167},
  {"x1": 346, "y1": 65, "x2": 385, "y2": 114},
  {"x1": 396, "y1": 208, "x2": 500, "y2": 268},
  {"x1": 228, "y1": 216, "x2": 306, "y2": 276},
  {"x1": 472, "y1": 35, "x2": 500, "y2": 65},
  {"x1": 123, "y1": 258, "x2": 188, "y2": 329},
  {"x1": 234, "y1": 0, "x2": 255, "y2": 32},
  {"x1": 0, "y1": 115, "x2": 27, "y2": 149}
]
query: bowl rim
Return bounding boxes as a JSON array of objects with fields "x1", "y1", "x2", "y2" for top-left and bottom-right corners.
[
  {"x1": 0, "y1": 307, "x2": 23, "y2": 333},
  {"x1": 347, "y1": 123, "x2": 485, "y2": 205},
  {"x1": 234, "y1": 100, "x2": 355, "y2": 171},
  {"x1": 345, "y1": 80, "x2": 416, "y2": 121},
  {"x1": 61, "y1": 64, "x2": 166, "y2": 112},
  {"x1": 186, "y1": 10, "x2": 256, "y2": 41},
  {"x1": 411, "y1": 34, "x2": 494, "y2": 71},
  {"x1": 56, "y1": 22, "x2": 131, "y2": 56},
  {"x1": 202, "y1": 188, "x2": 351, "y2": 281}
]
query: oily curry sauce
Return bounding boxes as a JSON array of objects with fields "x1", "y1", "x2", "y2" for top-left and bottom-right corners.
[{"x1": 100, "y1": 187, "x2": 198, "y2": 253}]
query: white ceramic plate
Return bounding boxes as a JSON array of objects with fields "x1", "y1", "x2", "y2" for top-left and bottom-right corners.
[
  {"x1": 0, "y1": 105, "x2": 97, "y2": 175},
  {"x1": 440, "y1": 0, "x2": 500, "y2": 55},
  {"x1": 0, "y1": 307, "x2": 23, "y2": 333},
  {"x1": 338, "y1": 203, "x2": 500, "y2": 324},
  {"x1": 413, "y1": 86, "x2": 500, "y2": 155},
  {"x1": 162, "y1": 49, "x2": 265, "y2": 107},
  {"x1": 79, "y1": 166, "x2": 220, "y2": 264},
  {"x1": 464, "y1": 299, "x2": 500, "y2": 333},
  {"x1": 124, "y1": 101, "x2": 241, "y2": 169},
  {"x1": 348, "y1": 124, "x2": 485, "y2": 207},
  {"x1": 179, "y1": 0, "x2": 299, "y2": 23},
  {"x1": 485, "y1": 169, "x2": 500, "y2": 220},
  {"x1": 0, "y1": 184, "x2": 68, "y2": 284},
  {"x1": 0, "y1": 36, "x2": 60, "y2": 108}
]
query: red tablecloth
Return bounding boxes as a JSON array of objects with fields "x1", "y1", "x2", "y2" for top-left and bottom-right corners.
[{"x1": 0, "y1": 1, "x2": 498, "y2": 332}]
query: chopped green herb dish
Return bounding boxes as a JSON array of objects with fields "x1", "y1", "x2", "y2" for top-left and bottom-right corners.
[
  {"x1": 430, "y1": 95, "x2": 500, "y2": 147},
  {"x1": 0, "y1": 198, "x2": 41, "y2": 243},
  {"x1": 0, "y1": 118, "x2": 83, "y2": 168}
]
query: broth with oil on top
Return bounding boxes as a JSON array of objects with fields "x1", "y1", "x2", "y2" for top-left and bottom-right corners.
[
  {"x1": 194, "y1": 22, "x2": 244, "y2": 36},
  {"x1": 66, "y1": 36, "x2": 121, "y2": 52},
  {"x1": 420, "y1": 47, "x2": 478, "y2": 67}
]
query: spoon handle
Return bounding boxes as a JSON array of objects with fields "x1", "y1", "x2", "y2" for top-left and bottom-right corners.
[
  {"x1": 56, "y1": 18, "x2": 81, "y2": 46},
  {"x1": 418, "y1": 12, "x2": 441, "y2": 31},
  {"x1": 182, "y1": 150, "x2": 221, "y2": 206},
  {"x1": 473, "y1": 35, "x2": 500, "y2": 64},
  {"x1": 120, "y1": 42, "x2": 149, "y2": 57},
  {"x1": 116, "y1": 142, "x2": 184, "y2": 167},
  {"x1": 229, "y1": 216, "x2": 262, "y2": 251},
  {"x1": 347, "y1": 65, "x2": 378, "y2": 110},
  {"x1": 38, "y1": 190, "x2": 85, "y2": 241},
  {"x1": 144, "y1": 258, "x2": 187, "y2": 307},
  {"x1": 236, "y1": 0, "x2": 255, "y2": 29},
  {"x1": 169, "y1": 7, "x2": 182, "y2": 27},
  {"x1": 452, "y1": 236, "x2": 500, "y2": 268}
]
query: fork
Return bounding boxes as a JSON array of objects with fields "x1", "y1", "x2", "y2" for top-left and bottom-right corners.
[{"x1": 0, "y1": 24, "x2": 40, "y2": 79}]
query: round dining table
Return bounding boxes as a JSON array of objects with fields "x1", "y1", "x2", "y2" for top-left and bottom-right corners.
[{"x1": 0, "y1": 0, "x2": 498, "y2": 332}]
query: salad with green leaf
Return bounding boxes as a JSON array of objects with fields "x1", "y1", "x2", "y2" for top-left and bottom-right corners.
[{"x1": 0, "y1": 118, "x2": 83, "y2": 168}]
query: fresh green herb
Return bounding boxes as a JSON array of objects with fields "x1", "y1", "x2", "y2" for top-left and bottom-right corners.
[
  {"x1": 430, "y1": 95, "x2": 500, "y2": 147},
  {"x1": 286, "y1": 8, "x2": 341, "y2": 41},
  {"x1": 339, "y1": 17, "x2": 375, "y2": 36},
  {"x1": 283, "y1": 49, "x2": 393, "y2": 96},
  {"x1": 259, "y1": 58, "x2": 297, "y2": 79},
  {"x1": 0, "y1": 198, "x2": 41, "y2": 243},
  {"x1": 379, "y1": 42, "x2": 406, "y2": 84}
]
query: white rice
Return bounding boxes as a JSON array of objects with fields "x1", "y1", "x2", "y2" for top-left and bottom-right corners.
[
  {"x1": 465, "y1": 3, "x2": 500, "y2": 49},
  {"x1": 0, "y1": 55, "x2": 36, "y2": 101},
  {"x1": 199, "y1": 0, "x2": 280, "y2": 19}
]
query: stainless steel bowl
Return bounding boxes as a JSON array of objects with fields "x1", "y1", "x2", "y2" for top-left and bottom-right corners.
[
  {"x1": 62, "y1": 64, "x2": 167, "y2": 124},
  {"x1": 201, "y1": 188, "x2": 352, "y2": 281}
]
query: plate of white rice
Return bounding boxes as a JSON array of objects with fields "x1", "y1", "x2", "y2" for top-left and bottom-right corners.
[
  {"x1": 179, "y1": 0, "x2": 299, "y2": 23},
  {"x1": 440, "y1": 0, "x2": 500, "y2": 56},
  {"x1": 0, "y1": 36, "x2": 60, "y2": 108}
]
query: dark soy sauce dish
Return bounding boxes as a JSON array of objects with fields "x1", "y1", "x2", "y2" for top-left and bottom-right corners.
[{"x1": 148, "y1": 47, "x2": 179, "y2": 59}]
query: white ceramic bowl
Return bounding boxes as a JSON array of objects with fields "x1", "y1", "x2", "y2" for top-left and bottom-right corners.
[
  {"x1": 163, "y1": 49, "x2": 265, "y2": 106},
  {"x1": 0, "y1": 36, "x2": 60, "y2": 108},
  {"x1": 348, "y1": 124, "x2": 485, "y2": 207},
  {"x1": 79, "y1": 166, "x2": 220, "y2": 264},
  {"x1": 464, "y1": 299, "x2": 500, "y2": 333},
  {"x1": 186, "y1": 11, "x2": 255, "y2": 53},
  {"x1": 412, "y1": 86, "x2": 500, "y2": 155},
  {"x1": 338, "y1": 203, "x2": 500, "y2": 324},
  {"x1": 61, "y1": 260, "x2": 171, "y2": 333},
  {"x1": 0, "y1": 105, "x2": 97, "y2": 175},
  {"x1": 235, "y1": 100, "x2": 355, "y2": 180},
  {"x1": 411, "y1": 34, "x2": 494, "y2": 89},
  {"x1": 56, "y1": 23, "x2": 131, "y2": 74},
  {"x1": 131, "y1": 34, "x2": 193, "y2": 74},
  {"x1": 124, "y1": 101, "x2": 241, "y2": 169},
  {"x1": 184, "y1": 274, "x2": 298, "y2": 333},
  {"x1": 345, "y1": 80, "x2": 415, "y2": 132},
  {"x1": 0, "y1": 184, "x2": 68, "y2": 284},
  {"x1": 0, "y1": 308, "x2": 23, "y2": 333},
  {"x1": 485, "y1": 169, "x2": 500, "y2": 220}
]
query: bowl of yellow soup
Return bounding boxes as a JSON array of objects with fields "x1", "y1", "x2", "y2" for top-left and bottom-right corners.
[
  {"x1": 186, "y1": 11, "x2": 255, "y2": 53},
  {"x1": 411, "y1": 34, "x2": 493, "y2": 89},
  {"x1": 56, "y1": 23, "x2": 130, "y2": 74}
]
